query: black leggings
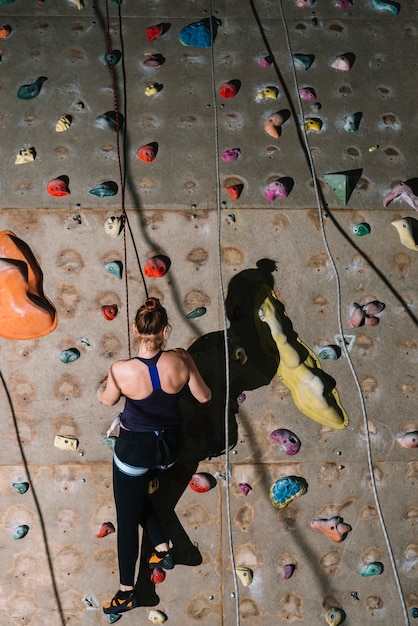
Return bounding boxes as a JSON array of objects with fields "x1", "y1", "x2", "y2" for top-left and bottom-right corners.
[{"x1": 113, "y1": 428, "x2": 183, "y2": 586}]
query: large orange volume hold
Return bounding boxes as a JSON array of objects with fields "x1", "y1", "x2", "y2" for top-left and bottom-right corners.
[{"x1": 0, "y1": 230, "x2": 58, "y2": 339}]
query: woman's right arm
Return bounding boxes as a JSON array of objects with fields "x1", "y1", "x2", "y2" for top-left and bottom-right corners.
[{"x1": 184, "y1": 352, "x2": 211, "y2": 404}]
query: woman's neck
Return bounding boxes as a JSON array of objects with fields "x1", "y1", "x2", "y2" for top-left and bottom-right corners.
[{"x1": 137, "y1": 345, "x2": 162, "y2": 357}]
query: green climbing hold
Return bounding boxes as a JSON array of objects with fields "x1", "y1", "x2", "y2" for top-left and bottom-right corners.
[
  {"x1": 361, "y1": 561, "x2": 384, "y2": 576},
  {"x1": 13, "y1": 482, "x2": 29, "y2": 494},
  {"x1": 104, "y1": 261, "x2": 123, "y2": 280},
  {"x1": 60, "y1": 348, "x2": 81, "y2": 363},
  {"x1": 292, "y1": 54, "x2": 315, "y2": 70},
  {"x1": 103, "y1": 437, "x2": 116, "y2": 452},
  {"x1": 186, "y1": 307, "x2": 207, "y2": 319},
  {"x1": 89, "y1": 181, "x2": 118, "y2": 197},
  {"x1": 318, "y1": 346, "x2": 339, "y2": 360},
  {"x1": 323, "y1": 169, "x2": 362, "y2": 206},
  {"x1": 14, "y1": 524, "x2": 29, "y2": 540},
  {"x1": 17, "y1": 76, "x2": 47, "y2": 100},
  {"x1": 353, "y1": 223, "x2": 370, "y2": 236},
  {"x1": 105, "y1": 50, "x2": 121, "y2": 66}
]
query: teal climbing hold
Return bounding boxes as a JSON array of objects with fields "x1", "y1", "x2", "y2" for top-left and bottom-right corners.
[
  {"x1": 60, "y1": 348, "x2": 80, "y2": 363},
  {"x1": 14, "y1": 524, "x2": 29, "y2": 540},
  {"x1": 13, "y1": 482, "x2": 29, "y2": 494},
  {"x1": 105, "y1": 50, "x2": 121, "y2": 66},
  {"x1": 108, "y1": 613, "x2": 122, "y2": 623},
  {"x1": 344, "y1": 112, "x2": 362, "y2": 132},
  {"x1": 292, "y1": 54, "x2": 315, "y2": 70},
  {"x1": 104, "y1": 261, "x2": 123, "y2": 279},
  {"x1": 361, "y1": 562, "x2": 384, "y2": 576},
  {"x1": 318, "y1": 346, "x2": 339, "y2": 360},
  {"x1": 95, "y1": 111, "x2": 124, "y2": 132},
  {"x1": 89, "y1": 181, "x2": 118, "y2": 197},
  {"x1": 269, "y1": 476, "x2": 307, "y2": 509},
  {"x1": 323, "y1": 169, "x2": 362, "y2": 205},
  {"x1": 186, "y1": 307, "x2": 207, "y2": 319},
  {"x1": 412, "y1": 607, "x2": 418, "y2": 618},
  {"x1": 372, "y1": 0, "x2": 399, "y2": 15},
  {"x1": 353, "y1": 223, "x2": 370, "y2": 236},
  {"x1": 178, "y1": 16, "x2": 221, "y2": 47},
  {"x1": 17, "y1": 77, "x2": 47, "y2": 100},
  {"x1": 103, "y1": 437, "x2": 116, "y2": 452}
]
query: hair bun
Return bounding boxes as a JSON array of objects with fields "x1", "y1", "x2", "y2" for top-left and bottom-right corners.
[{"x1": 144, "y1": 297, "x2": 160, "y2": 310}]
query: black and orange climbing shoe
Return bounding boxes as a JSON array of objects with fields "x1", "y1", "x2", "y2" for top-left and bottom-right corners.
[
  {"x1": 148, "y1": 548, "x2": 174, "y2": 570},
  {"x1": 103, "y1": 589, "x2": 137, "y2": 614}
]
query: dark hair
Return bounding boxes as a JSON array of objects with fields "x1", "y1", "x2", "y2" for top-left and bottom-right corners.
[{"x1": 135, "y1": 297, "x2": 168, "y2": 338}]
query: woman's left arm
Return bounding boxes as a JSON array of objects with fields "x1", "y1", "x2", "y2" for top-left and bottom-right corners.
[{"x1": 97, "y1": 364, "x2": 122, "y2": 406}]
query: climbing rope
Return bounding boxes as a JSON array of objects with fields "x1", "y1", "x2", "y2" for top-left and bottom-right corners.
[
  {"x1": 274, "y1": 2, "x2": 410, "y2": 624},
  {"x1": 208, "y1": 3, "x2": 241, "y2": 625}
]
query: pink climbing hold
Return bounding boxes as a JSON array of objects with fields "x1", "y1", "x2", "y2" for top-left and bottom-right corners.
[
  {"x1": 270, "y1": 428, "x2": 301, "y2": 455},
  {"x1": 265, "y1": 180, "x2": 289, "y2": 202},
  {"x1": 238, "y1": 483, "x2": 252, "y2": 496},
  {"x1": 143, "y1": 53, "x2": 165, "y2": 67},
  {"x1": 331, "y1": 54, "x2": 353, "y2": 71},
  {"x1": 237, "y1": 393, "x2": 246, "y2": 405},
  {"x1": 221, "y1": 148, "x2": 241, "y2": 162},
  {"x1": 383, "y1": 182, "x2": 418, "y2": 211},
  {"x1": 295, "y1": 0, "x2": 315, "y2": 7},
  {"x1": 347, "y1": 302, "x2": 364, "y2": 328},
  {"x1": 310, "y1": 516, "x2": 352, "y2": 542},
  {"x1": 396, "y1": 431, "x2": 418, "y2": 449},
  {"x1": 299, "y1": 87, "x2": 316, "y2": 101},
  {"x1": 96, "y1": 522, "x2": 116, "y2": 538},
  {"x1": 336, "y1": 0, "x2": 353, "y2": 7},
  {"x1": 282, "y1": 564, "x2": 295, "y2": 579},
  {"x1": 258, "y1": 55, "x2": 273, "y2": 67},
  {"x1": 189, "y1": 472, "x2": 217, "y2": 493}
]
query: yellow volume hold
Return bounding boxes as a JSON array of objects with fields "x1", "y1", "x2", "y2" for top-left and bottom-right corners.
[{"x1": 255, "y1": 285, "x2": 348, "y2": 430}]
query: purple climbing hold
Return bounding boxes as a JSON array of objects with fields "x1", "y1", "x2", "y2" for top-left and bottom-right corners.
[
  {"x1": 265, "y1": 180, "x2": 290, "y2": 202},
  {"x1": 282, "y1": 564, "x2": 295, "y2": 579},
  {"x1": 336, "y1": 0, "x2": 353, "y2": 7},
  {"x1": 299, "y1": 87, "x2": 317, "y2": 101},
  {"x1": 239, "y1": 483, "x2": 252, "y2": 496},
  {"x1": 237, "y1": 393, "x2": 246, "y2": 405},
  {"x1": 270, "y1": 428, "x2": 301, "y2": 455},
  {"x1": 221, "y1": 148, "x2": 241, "y2": 162}
]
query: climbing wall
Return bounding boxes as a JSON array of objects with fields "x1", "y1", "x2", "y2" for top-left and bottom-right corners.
[{"x1": 1, "y1": 0, "x2": 417, "y2": 625}]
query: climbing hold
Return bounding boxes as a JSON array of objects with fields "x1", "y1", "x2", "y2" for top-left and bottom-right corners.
[
  {"x1": 292, "y1": 54, "x2": 315, "y2": 70},
  {"x1": 13, "y1": 482, "x2": 29, "y2": 494},
  {"x1": 361, "y1": 562, "x2": 384, "y2": 576},
  {"x1": 60, "y1": 348, "x2": 80, "y2": 363},
  {"x1": 189, "y1": 472, "x2": 217, "y2": 493},
  {"x1": 54, "y1": 435, "x2": 79, "y2": 451},
  {"x1": 362, "y1": 300, "x2": 385, "y2": 318},
  {"x1": 265, "y1": 180, "x2": 290, "y2": 202},
  {"x1": 104, "y1": 216, "x2": 123, "y2": 238},
  {"x1": 186, "y1": 307, "x2": 207, "y2": 319},
  {"x1": 147, "y1": 477, "x2": 159, "y2": 494},
  {"x1": 311, "y1": 516, "x2": 352, "y2": 542},
  {"x1": 270, "y1": 429, "x2": 301, "y2": 455},
  {"x1": 264, "y1": 112, "x2": 286, "y2": 138},
  {"x1": 56, "y1": 115, "x2": 72, "y2": 132},
  {"x1": 299, "y1": 86, "x2": 316, "y2": 100},
  {"x1": 103, "y1": 436, "x2": 116, "y2": 452},
  {"x1": 238, "y1": 482, "x2": 252, "y2": 495},
  {"x1": 143, "y1": 53, "x2": 165, "y2": 67},
  {"x1": 145, "y1": 83, "x2": 163, "y2": 96},
  {"x1": 17, "y1": 76, "x2": 47, "y2": 99},
  {"x1": 221, "y1": 148, "x2": 241, "y2": 162},
  {"x1": 95, "y1": 111, "x2": 124, "y2": 132},
  {"x1": 412, "y1": 607, "x2": 418, "y2": 618},
  {"x1": 258, "y1": 55, "x2": 273, "y2": 67},
  {"x1": 104, "y1": 261, "x2": 123, "y2": 280},
  {"x1": 220, "y1": 80, "x2": 240, "y2": 98},
  {"x1": 332, "y1": 54, "x2": 354, "y2": 71},
  {"x1": 108, "y1": 614, "x2": 122, "y2": 624},
  {"x1": 303, "y1": 117, "x2": 322, "y2": 132},
  {"x1": 336, "y1": 0, "x2": 352, "y2": 7},
  {"x1": 233, "y1": 347, "x2": 248, "y2": 365},
  {"x1": 325, "y1": 607, "x2": 346, "y2": 625},
  {"x1": 372, "y1": 0, "x2": 399, "y2": 14},
  {"x1": 15, "y1": 147, "x2": 36, "y2": 164},
  {"x1": 46, "y1": 177, "x2": 70, "y2": 197},
  {"x1": 369, "y1": 145, "x2": 379, "y2": 152},
  {"x1": 391, "y1": 217, "x2": 418, "y2": 251},
  {"x1": 396, "y1": 431, "x2": 418, "y2": 449},
  {"x1": 137, "y1": 143, "x2": 158, "y2": 163},
  {"x1": 96, "y1": 522, "x2": 116, "y2": 538},
  {"x1": 236, "y1": 566, "x2": 253, "y2": 587},
  {"x1": 145, "y1": 23, "x2": 170, "y2": 42},
  {"x1": 150, "y1": 567, "x2": 166, "y2": 584},
  {"x1": 0, "y1": 24, "x2": 12, "y2": 38},
  {"x1": 317, "y1": 346, "x2": 340, "y2": 360},
  {"x1": 383, "y1": 182, "x2": 418, "y2": 211},
  {"x1": 148, "y1": 609, "x2": 167, "y2": 624},
  {"x1": 178, "y1": 16, "x2": 221, "y2": 48},
  {"x1": 14, "y1": 525, "x2": 29, "y2": 540},
  {"x1": 101, "y1": 305, "x2": 119, "y2": 322},
  {"x1": 344, "y1": 112, "x2": 362, "y2": 132},
  {"x1": 105, "y1": 50, "x2": 121, "y2": 66},
  {"x1": 270, "y1": 476, "x2": 307, "y2": 509},
  {"x1": 0, "y1": 231, "x2": 58, "y2": 340},
  {"x1": 226, "y1": 184, "x2": 243, "y2": 200},
  {"x1": 68, "y1": 0, "x2": 84, "y2": 8},
  {"x1": 323, "y1": 169, "x2": 362, "y2": 205},
  {"x1": 144, "y1": 255, "x2": 170, "y2": 278},
  {"x1": 282, "y1": 564, "x2": 295, "y2": 579},
  {"x1": 353, "y1": 223, "x2": 370, "y2": 236},
  {"x1": 90, "y1": 181, "x2": 118, "y2": 198},
  {"x1": 237, "y1": 393, "x2": 246, "y2": 405},
  {"x1": 347, "y1": 302, "x2": 364, "y2": 328},
  {"x1": 257, "y1": 86, "x2": 279, "y2": 100},
  {"x1": 296, "y1": 0, "x2": 315, "y2": 6}
]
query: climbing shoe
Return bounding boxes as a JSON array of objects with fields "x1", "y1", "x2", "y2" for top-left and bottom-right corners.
[
  {"x1": 148, "y1": 548, "x2": 174, "y2": 570},
  {"x1": 103, "y1": 589, "x2": 137, "y2": 614}
]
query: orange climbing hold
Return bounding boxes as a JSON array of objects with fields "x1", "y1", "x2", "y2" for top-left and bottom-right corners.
[
  {"x1": 96, "y1": 522, "x2": 116, "y2": 538},
  {"x1": 310, "y1": 516, "x2": 352, "y2": 542},
  {"x1": 0, "y1": 230, "x2": 58, "y2": 340},
  {"x1": 226, "y1": 184, "x2": 243, "y2": 200},
  {"x1": 46, "y1": 177, "x2": 70, "y2": 197}
]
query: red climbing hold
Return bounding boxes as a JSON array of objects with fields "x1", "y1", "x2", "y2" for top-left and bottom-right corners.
[
  {"x1": 226, "y1": 184, "x2": 243, "y2": 200},
  {"x1": 150, "y1": 567, "x2": 166, "y2": 584},
  {"x1": 145, "y1": 24, "x2": 164, "y2": 42},
  {"x1": 219, "y1": 81, "x2": 240, "y2": 98},
  {"x1": 46, "y1": 177, "x2": 70, "y2": 197},
  {"x1": 96, "y1": 522, "x2": 115, "y2": 538},
  {"x1": 189, "y1": 472, "x2": 217, "y2": 493},
  {"x1": 144, "y1": 255, "x2": 171, "y2": 278},
  {"x1": 101, "y1": 304, "x2": 118, "y2": 321},
  {"x1": 137, "y1": 144, "x2": 158, "y2": 163}
]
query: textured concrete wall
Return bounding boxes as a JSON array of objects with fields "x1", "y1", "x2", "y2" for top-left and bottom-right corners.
[{"x1": 1, "y1": 1, "x2": 417, "y2": 625}]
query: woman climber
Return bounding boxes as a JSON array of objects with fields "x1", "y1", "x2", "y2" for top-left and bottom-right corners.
[{"x1": 97, "y1": 296, "x2": 211, "y2": 615}]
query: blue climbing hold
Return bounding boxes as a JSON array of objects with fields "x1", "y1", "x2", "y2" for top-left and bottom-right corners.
[
  {"x1": 269, "y1": 476, "x2": 307, "y2": 509},
  {"x1": 179, "y1": 16, "x2": 221, "y2": 47}
]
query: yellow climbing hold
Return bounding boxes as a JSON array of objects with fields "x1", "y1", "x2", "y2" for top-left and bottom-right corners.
[
  {"x1": 302, "y1": 117, "x2": 323, "y2": 132},
  {"x1": 255, "y1": 285, "x2": 348, "y2": 429},
  {"x1": 257, "y1": 86, "x2": 279, "y2": 100},
  {"x1": 55, "y1": 115, "x2": 72, "y2": 132},
  {"x1": 15, "y1": 147, "x2": 36, "y2": 164},
  {"x1": 236, "y1": 566, "x2": 253, "y2": 586}
]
